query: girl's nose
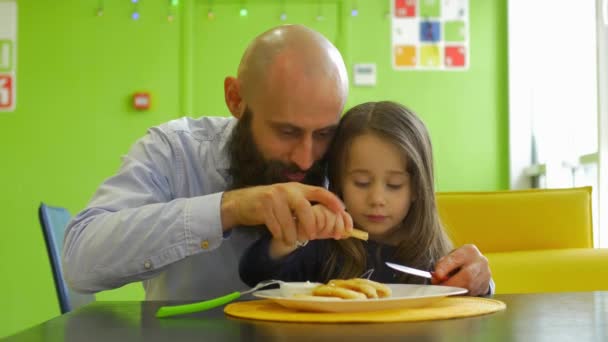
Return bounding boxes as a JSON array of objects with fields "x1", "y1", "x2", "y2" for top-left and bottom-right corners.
[{"x1": 368, "y1": 184, "x2": 387, "y2": 206}]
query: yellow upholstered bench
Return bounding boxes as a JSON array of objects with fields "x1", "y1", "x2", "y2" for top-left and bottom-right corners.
[{"x1": 436, "y1": 186, "x2": 608, "y2": 294}]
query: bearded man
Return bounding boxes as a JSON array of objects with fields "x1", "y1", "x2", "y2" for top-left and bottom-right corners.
[{"x1": 63, "y1": 25, "x2": 351, "y2": 300}]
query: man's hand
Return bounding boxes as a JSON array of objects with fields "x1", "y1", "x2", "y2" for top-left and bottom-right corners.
[
  {"x1": 221, "y1": 182, "x2": 350, "y2": 246},
  {"x1": 268, "y1": 204, "x2": 353, "y2": 259},
  {"x1": 309, "y1": 204, "x2": 353, "y2": 240},
  {"x1": 431, "y1": 244, "x2": 492, "y2": 296}
]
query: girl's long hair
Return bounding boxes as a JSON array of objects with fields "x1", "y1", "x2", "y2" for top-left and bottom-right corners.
[{"x1": 322, "y1": 101, "x2": 452, "y2": 283}]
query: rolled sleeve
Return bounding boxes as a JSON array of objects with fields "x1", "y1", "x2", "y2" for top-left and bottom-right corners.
[{"x1": 185, "y1": 192, "x2": 225, "y2": 254}]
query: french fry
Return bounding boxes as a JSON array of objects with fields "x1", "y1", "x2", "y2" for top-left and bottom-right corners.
[{"x1": 349, "y1": 228, "x2": 369, "y2": 241}]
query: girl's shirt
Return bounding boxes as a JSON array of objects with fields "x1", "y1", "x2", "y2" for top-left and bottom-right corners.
[{"x1": 239, "y1": 234, "x2": 431, "y2": 287}]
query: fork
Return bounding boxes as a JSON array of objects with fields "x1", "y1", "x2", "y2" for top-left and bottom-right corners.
[
  {"x1": 155, "y1": 279, "x2": 284, "y2": 318},
  {"x1": 360, "y1": 268, "x2": 375, "y2": 279}
]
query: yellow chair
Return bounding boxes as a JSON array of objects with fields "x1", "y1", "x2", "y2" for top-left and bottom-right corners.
[{"x1": 436, "y1": 186, "x2": 608, "y2": 294}]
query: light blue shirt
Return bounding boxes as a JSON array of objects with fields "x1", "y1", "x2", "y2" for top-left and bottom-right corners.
[{"x1": 63, "y1": 116, "x2": 260, "y2": 300}]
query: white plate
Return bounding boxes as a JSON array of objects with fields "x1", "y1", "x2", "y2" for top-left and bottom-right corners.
[{"x1": 253, "y1": 283, "x2": 468, "y2": 313}]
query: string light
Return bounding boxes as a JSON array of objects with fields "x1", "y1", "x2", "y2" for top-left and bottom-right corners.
[
  {"x1": 207, "y1": 0, "x2": 215, "y2": 20},
  {"x1": 99, "y1": 0, "x2": 364, "y2": 22},
  {"x1": 96, "y1": 0, "x2": 104, "y2": 16},
  {"x1": 384, "y1": 0, "x2": 391, "y2": 19},
  {"x1": 239, "y1": 0, "x2": 248, "y2": 17},
  {"x1": 316, "y1": 0, "x2": 324, "y2": 21},
  {"x1": 168, "y1": 0, "x2": 178, "y2": 22},
  {"x1": 279, "y1": 0, "x2": 287, "y2": 21},
  {"x1": 131, "y1": 0, "x2": 140, "y2": 20},
  {"x1": 351, "y1": 0, "x2": 359, "y2": 17}
]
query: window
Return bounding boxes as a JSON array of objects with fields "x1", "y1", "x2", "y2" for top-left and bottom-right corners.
[{"x1": 509, "y1": 0, "x2": 604, "y2": 247}]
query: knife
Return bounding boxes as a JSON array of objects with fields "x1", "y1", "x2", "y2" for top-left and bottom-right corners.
[{"x1": 385, "y1": 262, "x2": 433, "y2": 279}]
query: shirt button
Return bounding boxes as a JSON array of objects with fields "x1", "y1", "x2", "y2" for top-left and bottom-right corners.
[
  {"x1": 200, "y1": 240, "x2": 210, "y2": 249},
  {"x1": 144, "y1": 260, "x2": 152, "y2": 269}
]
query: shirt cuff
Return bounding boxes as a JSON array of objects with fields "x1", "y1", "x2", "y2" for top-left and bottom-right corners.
[
  {"x1": 184, "y1": 192, "x2": 225, "y2": 254},
  {"x1": 485, "y1": 278, "x2": 496, "y2": 296}
]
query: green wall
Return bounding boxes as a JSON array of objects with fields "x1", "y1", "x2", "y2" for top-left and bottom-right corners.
[{"x1": 0, "y1": 0, "x2": 507, "y2": 338}]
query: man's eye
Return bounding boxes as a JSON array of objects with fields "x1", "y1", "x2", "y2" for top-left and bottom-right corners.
[
  {"x1": 315, "y1": 130, "x2": 334, "y2": 139},
  {"x1": 280, "y1": 129, "x2": 296, "y2": 136}
]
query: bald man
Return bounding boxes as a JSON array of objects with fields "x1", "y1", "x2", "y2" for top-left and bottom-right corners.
[{"x1": 62, "y1": 25, "x2": 352, "y2": 300}]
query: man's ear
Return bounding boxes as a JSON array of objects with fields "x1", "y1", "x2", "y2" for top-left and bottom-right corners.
[{"x1": 224, "y1": 77, "x2": 244, "y2": 119}]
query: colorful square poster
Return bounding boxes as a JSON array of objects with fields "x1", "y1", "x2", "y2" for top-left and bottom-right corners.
[
  {"x1": 444, "y1": 21, "x2": 466, "y2": 42},
  {"x1": 420, "y1": 45, "x2": 441, "y2": 67},
  {"x1": 0, "y1": 74, "x2": 14, "y2": 110},
  {"x1": 420, "y1": 21, "x2": 440, "y2": 42},
  {"x1": 395, "y1": 0, "x2": 416, "y2": 18},
  {"x1": 392, "y1": 19, "x2": 418, "y2": 45},
  {"x1": 0, "y1": 40, "x2": 13, "y2": 72},
  {"x1": 419, "y1": 0, "x2": 440, "y2": 17},
  {"x1": 445, "y1": 46, "x2": 466, "y2": 67},
  {"x1": 0, "y1": 0, "x2": 17, "y2": 111},
  {"x1": 394, "y1": 45, "x2": 417, "y2": 67},
  {"x1": 392, "y1": 0, "x2": 469, "y2": 71}
]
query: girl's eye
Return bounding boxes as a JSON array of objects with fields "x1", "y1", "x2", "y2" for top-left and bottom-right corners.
[
  {"x1": 353, "y1": 181, "x2": 370, "y2": 188},
  {"x1": 387, "y1": 184, "x2": 403, "y2": 190}
]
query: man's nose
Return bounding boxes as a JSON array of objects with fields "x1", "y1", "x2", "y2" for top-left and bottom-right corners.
[{"x1": 290, "y1": 135, "x2": 315, "y2": 171}]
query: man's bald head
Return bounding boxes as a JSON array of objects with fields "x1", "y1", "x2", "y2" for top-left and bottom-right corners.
[
  {"x1": 224, "y1": 25, "x2": 349, "y2": 179},
  {"x1": 237, "y1": 25, "x2": 348, "y2": 105}
]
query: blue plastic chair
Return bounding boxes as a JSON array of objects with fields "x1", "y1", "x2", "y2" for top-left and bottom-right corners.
[{"x1": 39, "y1": 203, "x2": 94, "y2": 313}]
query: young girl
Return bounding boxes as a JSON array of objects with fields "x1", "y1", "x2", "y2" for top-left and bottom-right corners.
[{"x1": 239, "y1": 101, "x2": 453, "y2": 286}]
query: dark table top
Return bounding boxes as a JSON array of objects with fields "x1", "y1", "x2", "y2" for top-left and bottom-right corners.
[{"x1": 5, "y1": 292, "x2": 608, "y2": 342}]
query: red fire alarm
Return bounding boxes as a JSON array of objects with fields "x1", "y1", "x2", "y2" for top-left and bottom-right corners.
[{"x1": 133, "y1": 92, "x2": 151, "y2": 110}]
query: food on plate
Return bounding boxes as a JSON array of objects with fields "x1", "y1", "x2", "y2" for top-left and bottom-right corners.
[
  {"x1": 312, "y1": 284, "x2": 368, "y2": 300},
  {"x1": 310, "y1": 278, "x2": 392, "y2": 300},
  {"x1": 354, "y1": 278, "x2": 392, "y2": 298},
  {"x1": 291, "y1": 294, "x2": 343, "y2": 301},
  {"x1": 279, "y1": 281, "x2": 320, "y2": 297}
]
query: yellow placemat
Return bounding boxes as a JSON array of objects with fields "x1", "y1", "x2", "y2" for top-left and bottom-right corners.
[{"x1": 224, "y1": 297, "x2": 506, "y2": 323}]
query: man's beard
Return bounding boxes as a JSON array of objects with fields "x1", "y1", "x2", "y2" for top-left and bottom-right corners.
[{"x1": 227, "y1": 109, "x2": 326, "y2": 190}]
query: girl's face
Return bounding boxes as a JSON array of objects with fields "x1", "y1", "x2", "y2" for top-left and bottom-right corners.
[{"x1": 341, "y1": 133, "x2": 414, "y2": 243}]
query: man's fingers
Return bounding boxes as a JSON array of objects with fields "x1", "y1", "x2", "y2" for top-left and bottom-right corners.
[
  {"x1": 434, "y1": 254, "x2": 461, "y2": 281},
  {"x1": 314, "y1": 205, "x2": 333, "y2": 239},
  {"x1": 287, "y1": 189, "x2": 316, "y2": 240},
  {"x1": 317, "y1": 207, "x2": 334, "y2": 238},
  {"x1": 342, "y1": 211, "x2": 353, "y2": 236},
  {"x1": 271, "y1": 192, "x2": 297, "y2": 245},
  {"x1": 435, "y1": 244, "x2": 477, "y2": 280},
  {"x1": 441, "y1": 264, "x2": 486, "y2": 296},
  {"x1": 435, "y1": 244, "x2": 491, "y2": 296},
  {"x1": 439, "y1": 265, "x2": 475, "y2": 292},
  {"x1": 263, "y1": 202, "x2": 282, "y2": 242},
  {"x1": 298, "y1": 184, "x2": 345, "y2": 213},
  {"x1": 314, "y1": 206, "x2": 326, "y2": 235},
  {"x1": 332, "y1": 212, "x2": 345, "y2": 239}
]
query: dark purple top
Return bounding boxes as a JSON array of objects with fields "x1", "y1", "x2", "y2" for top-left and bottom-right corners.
[{"x1": 239, "y1": 233, "x2": 431, "y2": 287}]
